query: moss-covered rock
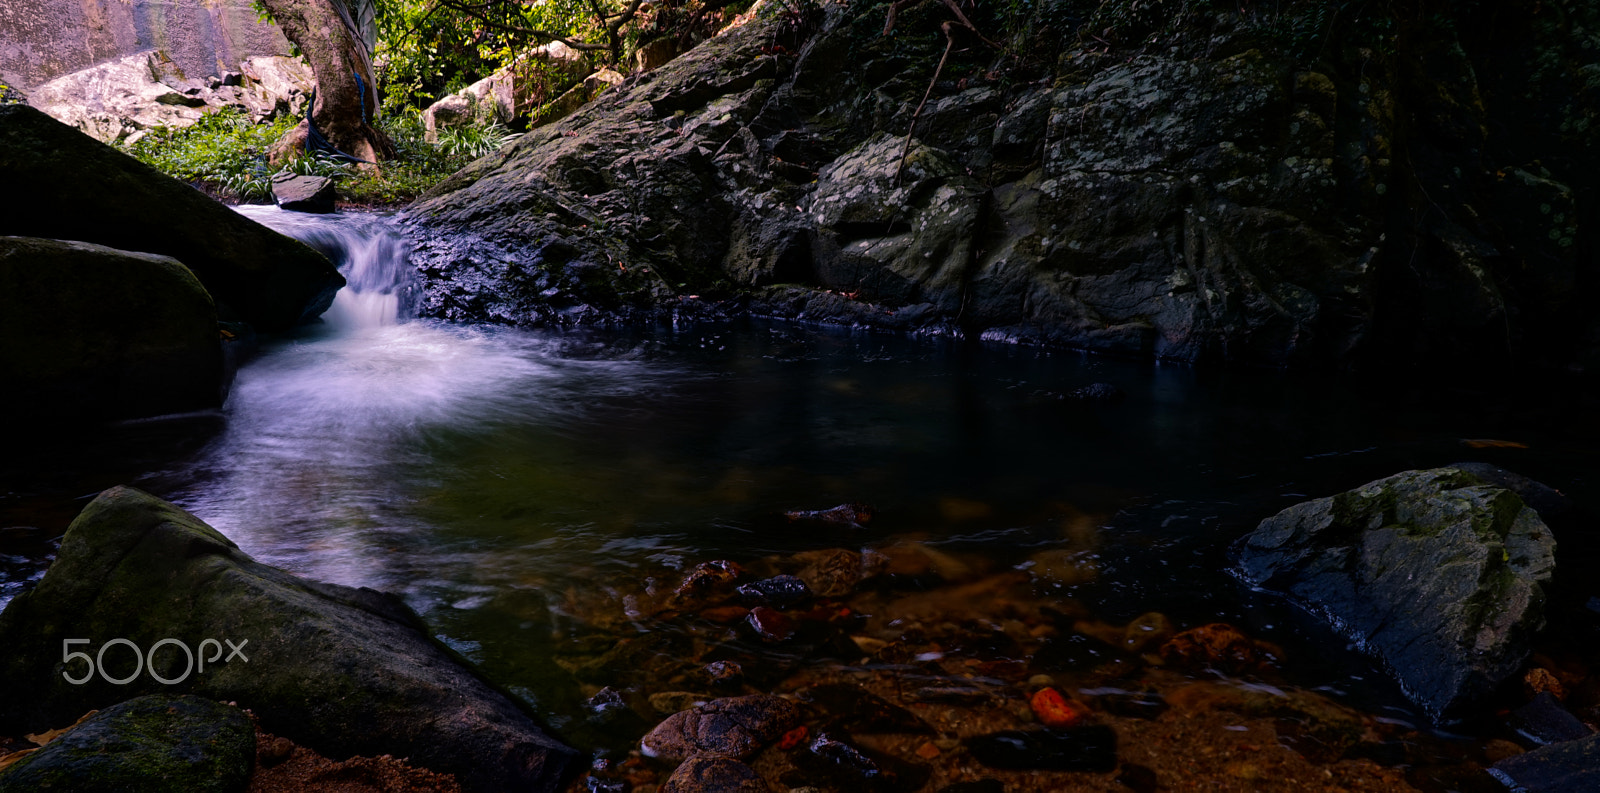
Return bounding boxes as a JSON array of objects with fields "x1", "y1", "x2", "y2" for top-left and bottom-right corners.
[
  {"x1": 1234, "y1": 467, "x2": 1556, "y2": 719},
  {"x1": 0, "y1": 486, "x2": 574, "y2": 793},
  {"x1": 0, "y1": 104, "x2": 342, "y2": 332},
  {"x1": 0, "y1": 236, "x2": 221, "y2": 422},
  {"x1": 0, "y1": 695, "x2": 253, "y2": 793}
]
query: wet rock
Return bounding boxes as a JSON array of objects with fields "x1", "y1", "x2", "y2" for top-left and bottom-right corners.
[
  {"x1": 1, "y1": 237, "x2": 222, "y2": 423},
  {"x1": 699, "y1": 660, "x2": 745, "y2": 692},
  {"x1": 1447, "y1": 463, "x2": 1571, "y2": 521},
  {"x1": 797, "y1": 684, "x2": 932, "y2": 735},
  {"x1": 785, "y1": 503, "x2": 874, "y2": 528},
  {"x1": 0, "y1": 105, "x2": 343, "y2": 332},
  {"x1": 0, "y1": 487, "x2": 574, "y2": 793},
  {"x1": 1490, "y1": 733, "x2": 1600, "y2": 792},
  {"x1": 1158, "y1": 623, "x2": 1281, "y2": 675},
  {"x1": 1510, "y1": 692, "x2": 1593, "y2": 746},
  {"x1": 674, "y1": 560, "x2": 747, "y2": 604},
  {"x1": 639, "y1": 695, "x2": 801, "y2": 761},
  {"x1": 745, "y1": 606, "x2": 796, "y2": 643},
  {"x1": 1121, "y1": 612, "x2": 1175, "y2": 654},
  {"x1": 964, "y1": 726, "x2": 1118, "y2": 772},
  {"x1": 271, "y1": 173, "x2": 337, "y2": 214},
  {"x1": 790, "y1": 548, "x2": 873, "y2": 597},
  {"x1": 1029, "y1": 687, "x2": 1091, "y2": 728},
  {"x1": 0, "y1": 694, "x2": 253, "y2": 793},
  {"x1": 1235, "y1": 467, "x2": 1557, "y2": 718},
  {"x1": 790, "y1": 733, "x2": 931, "y2": 793},
  {"x1": 735, "y1": 575, "x2": 812, "y2": 609},
  {"x1": 659, "y1": 754, "x2": 770, "y2": 793}
]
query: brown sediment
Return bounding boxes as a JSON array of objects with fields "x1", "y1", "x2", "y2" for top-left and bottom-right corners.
[{"x1": 247, "y1": 727, "x2": 463, "y2": 793}]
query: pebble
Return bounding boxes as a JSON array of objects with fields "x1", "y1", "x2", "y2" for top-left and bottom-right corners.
[
  {"x1": 791, "y1": 732, "x2": 931, "y2": 793},
  {"x1": 640, "y1": 695, "x2": 802, "y2": 761},
  {"x1": 736, "y1": 575, "x2": 813, "y2": 609},
  {"x1": 746, "y1": 606, "x2": 796, "y2": 643}
]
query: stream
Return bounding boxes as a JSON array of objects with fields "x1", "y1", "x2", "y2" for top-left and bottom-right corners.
[{"x1": 5, "y1": 206, "x2": 1600, "y2": 791}]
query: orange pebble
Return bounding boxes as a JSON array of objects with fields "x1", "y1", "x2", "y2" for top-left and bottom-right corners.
[
  {"x1": 1030, "y1": 687, "x2": 1090, "y2": 728},
  {"x1": 778, "y1": 725, "x2": 809, "y2": 750}
]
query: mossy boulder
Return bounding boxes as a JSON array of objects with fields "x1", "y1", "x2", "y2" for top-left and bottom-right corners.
[
  {"x1": 1234, "y1": 467, "x2": 1556, "y2": 719},
  {"x1": 0, "y1": 695, "x2": 254, "y2": 793},
  {"x1": 0, "y1": 104, "x2": 343, "y2": 332},
  {"x1": 0, "y1": 236, "x2": 221, "y2": 422},
  {"x1": 0, "y1": 486, "x2": 575, "y2": 793}
]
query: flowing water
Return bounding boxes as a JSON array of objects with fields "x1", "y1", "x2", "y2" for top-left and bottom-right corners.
[{"x1": 5, "y1": 208, "x2": 1600, "y2": 786}]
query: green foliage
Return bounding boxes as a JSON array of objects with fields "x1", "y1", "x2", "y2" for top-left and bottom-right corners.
[
  {"x1": 119, "y1": 107, "x2": 500, "y2": 206},
  {"x1": 435, "y1": 122, "x2": 522, "y2": 158},
  {"x1": 121, "y1": 108, "x2": 297, "y2": 201}
]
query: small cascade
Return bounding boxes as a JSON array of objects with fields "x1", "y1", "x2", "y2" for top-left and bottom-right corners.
[{"x1": 234, "y1": 205, "x2": 414, "y2": 331}]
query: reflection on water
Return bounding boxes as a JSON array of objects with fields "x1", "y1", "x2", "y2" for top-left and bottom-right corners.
[{"x1": 4, "y1": 208, "x2": 1599, "y2": 779}]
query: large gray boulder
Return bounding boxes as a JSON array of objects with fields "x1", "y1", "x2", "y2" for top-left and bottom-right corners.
[
  {"x1": 0, "y1": 236, "x2": 221, "y2": 421},
  {"x1": 0, "y1": 104, "x2": 342, "y2": 332},
  {"x1": 0, "y1": 486, "x2": 575, "y2": 792},
  {"x1": 0, "y1": 695, "x2": 254, "y2": 793},
  {"x1": 403, "y1": 4, "x2": 1600, "y2": 371},
  {"x1": 1234, "y1": 467, "x2": 1556, "y2": 719}
]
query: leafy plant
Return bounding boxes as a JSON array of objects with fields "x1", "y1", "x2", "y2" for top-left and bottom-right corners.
[
  {"x1": 0, "y1": 83, "x2": 23, "y2": 105},
  {"x1": 435, "y1": 122, "x2": 523, "y2": 158}
]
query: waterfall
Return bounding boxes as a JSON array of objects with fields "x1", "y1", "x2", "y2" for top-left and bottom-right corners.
[{"x1": 234, "y1": 205, "x2": 413, "y2": 330}]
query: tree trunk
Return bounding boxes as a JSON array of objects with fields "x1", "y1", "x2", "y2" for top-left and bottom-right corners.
[{"x1": 261, "y1": 0, "x2": 393, "y2": 166}]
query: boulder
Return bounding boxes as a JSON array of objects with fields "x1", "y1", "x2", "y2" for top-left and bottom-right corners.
[
  {"x1": 27, "y1": 51, "x2": 206, "y2": 142},
  {"x1": 0, "y1": 104, "x2": 343, "y2": 331},
  {"x1": 1234, "y1": 467, "x2": 1556, "y2": 719},
  {"x1": 271, "y1": 173, "x2": 336, "y2": 213},
  {"x1": 0, "y1": 236, "x2": 222, "y2": 422},
  {"x1": 0, "y1": 695, "x2": 254, "y2": 793},
  {"x1": 402, "y1": 4, "x2": 1600, "y2": 371},
  {"x1": 0, "y1": 486, "x2": 575, "y2": 793},
  {"x1": 1490, "y1": 733, "x2": 1600, "y2": 792}
]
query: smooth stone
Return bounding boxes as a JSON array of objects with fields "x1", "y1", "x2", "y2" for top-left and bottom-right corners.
[
  {"x1": 271, "y1": 173, "x2": 337, "y2": 214},
  {"x1": 639, "y1": 695, "x2": 801, "y2": 762},
  {"x1": 964, "y1": 726, "x2": 1118, "y2": 772}
]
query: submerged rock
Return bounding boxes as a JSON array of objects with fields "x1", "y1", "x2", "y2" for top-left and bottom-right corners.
[
  {"x1": 0, "y1": 694, "x2": 253, "y2": 793},
  {"x1": 659, "y1": 754, "x2": 770, "y2": 793},
  {"x1": 640, "y1": 694, "x2": 801, "y2": 762},
  {"x1": 790, "y1": 732, "x2": 931, "y2": 793},
  {"x1": 0, "y1": 104, "x2": 342, "y2": 331},
  {"x1": 1490, "y1": 733, "x2": 1600, "y2": 793},
  {"x1": 0, "y1": 486, "x2": 574, "y2": 792},
  {"x1": 1235, "y1": 467, "x2": 1557, "y2": 719},
  {"x1": 0, "y1": 236, "x2": 221, "y2": 422}
]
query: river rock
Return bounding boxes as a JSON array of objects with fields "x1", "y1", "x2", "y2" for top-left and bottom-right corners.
[
  {"x1": 640, "y1": 694, "x2": 802, "y2": 761},
  {"x1": 0, "y1": 486, "x2": 575, "y2": 793},
  {"x1": 0, "y1": 695, "x2": 254, "y2": 793},
  {"x1": 1234, "y1": 467, "x2": 1557, "y2": 719},
  {"x1": 659, "y1": 754, "x2": 771, "y2": 793},
  {"x1": 271, "y1": 173, "x2": 337, "y2": 213},
  {"x1": 0, "y1": 104, "x2": 343, "y2": 331},
  {"x1": 27, "y1": 51, "x2": 207, "y2": 142},
  {"x1": 1, "y1": 236, "x2": 222, "y2": 422},
  {"x1": 1490, "y1": 734, "x2": 1600, "y2": 793}
]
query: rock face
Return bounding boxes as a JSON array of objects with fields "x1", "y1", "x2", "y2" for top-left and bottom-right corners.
[
  {"x1": 29, "y1": 50, "x2": 312, "y2": 143},
  {"x1": 0, "y1": 104, "x2": 343, "y2": 331},
  {"x1": 0, "y1": 486, "x2": 575, "y2": 793},
  {"x1": 0, "y1": 695, "x2": 255, "y2": 793},
  {"x1": 0, "y1": 0, "x2": 291, "y2": 92},
  {"x1": 272, "y1": 173, "x2": 337, "y2": 213},
  {"x1": 404, "y1": 2, "x2": 1600, "y2": 371},
  {"x1": 0, "y1": 236, "x2": 222, "y2": 421},
  {"x1": 1234, "y1": 467, "x2": 1556, "y2": 719}
]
